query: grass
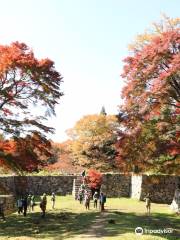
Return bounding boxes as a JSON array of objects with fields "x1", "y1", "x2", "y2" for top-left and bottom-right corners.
[
  {"x1": 101, "y1": 198, "x2": 180, "y2": 240},
  {"x1": 0, "y1": 196, "x2": 179, "y2": 240}
]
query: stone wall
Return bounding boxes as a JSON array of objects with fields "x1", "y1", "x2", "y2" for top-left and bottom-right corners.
[
  {"x1": 0, "y1": 175, "x2": 77, "y2": 196},
  {"x1": 0, "y1": 195, "x2": 15, "y2": 214},
  {"x1": 140, "y1": 175, "x2": 180, "y2": 204},
  {"x1": 101, "y1": 174, "x2": 131, "y2": 197},
  {"x1": 0, "y1": 174, "x2": 179, "y2": 204},
  {"x1": 130, "y1": 174, "x2": 180, "y2": 204},
  {"x1": 0, "y1": 176, "x2": 15, "y2": 194}
]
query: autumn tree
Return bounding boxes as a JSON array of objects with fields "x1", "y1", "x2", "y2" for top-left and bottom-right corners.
[
  {"x1": 116, "y1": 17, "x2": 180, "y2": 174},
  {"x1": 0, "y1": 41, "x2": 63, "y2": 136},
  {"x1": 46, "y1": 140, "x2": 84, "y2": 174},
  {"x1": 14, "y1": 132, "x2": 54, "y2": 171},
  {"x1": 129, "y1": 14, "x2": 180, "y2": 51},
  {"x1": 0, "y1": 132, "x2": 55, "y2": 172},
  {"x1": 67, "y1": 114, "x2": 120, "y2": 171},
  {"x1": 85, "y1": 169, "x2": 102, "y2": 190},
  {"x1": 0, "y1": 138, "x2": 16, "y2": 173}
]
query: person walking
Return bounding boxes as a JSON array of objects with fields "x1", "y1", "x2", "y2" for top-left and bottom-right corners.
[
  {"x1": 99, "y1": 192, "x2": 106, "y2": 212},
  {"x1": 78, "y1": 189, "x2": 83, "y2": 204},
  {"x1": 30, "y1": 195, "x2": 35, "y2": 212},
  {"x1": 22, "y1": 196, "x2": 28, "y2": 217},
  {"x1": 27, "y1": 194, "x2": 31, "y2": 212},
  {"x1": 17, "y1": 197, "x2": 23, "y2": 214},
  {"x1": 84, "y1": 191, "x2": 91, "y2": 210},
  {"x1": 40, "y1": 193, "x2": 47, "y2": 218},
  {"x1": 51, "y1": 192, "x2": 56, "y2": 209},
  {"x1": 144, "y1": 193, "x2": 151, "y2": 215},
  {"x1": 93, "y1": 191, "x2": 99, "y2": 209}
]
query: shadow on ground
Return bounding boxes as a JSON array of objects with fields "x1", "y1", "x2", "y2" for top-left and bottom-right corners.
[
  {"x1": 0, "y1": 209, "x2": 179, "y2": 239},
  {"x1": 0, "y1": 210, "x2": 100, "y2": 239},
  {"x1": 103, "y1": 210, "x2": 180, "y2": 240}
]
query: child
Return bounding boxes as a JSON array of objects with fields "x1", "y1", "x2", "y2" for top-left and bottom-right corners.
[{"x1": 144, "y1": 193, "x2": 151, "y2": 215}]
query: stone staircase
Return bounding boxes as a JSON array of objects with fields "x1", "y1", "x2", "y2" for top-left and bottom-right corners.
[
  {"x1": 72, "y1": 176, "x2": 83, "y2": 199},
  {"x1": 72, "y1": 176, "x2": 91, "y2": 199}
]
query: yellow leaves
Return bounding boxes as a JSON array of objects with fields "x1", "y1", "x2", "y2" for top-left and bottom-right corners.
[
  {"x1": 128, "y1": 15, "x2": 180, "y2": 51},
  {"x1": 71, "y1": 114, "x2": 117, "y2": 140},
  {"x1": 146, "y1": 141, "x2": 156, "y2": 152},
  {"x1": 67, "y1": 114, "x2": 119, "y2": 168},
  {"x1": 128, "y1": 32, "x2": 153, "y2": 51}
]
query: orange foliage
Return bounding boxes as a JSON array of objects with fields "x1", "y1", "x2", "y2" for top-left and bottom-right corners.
[
  {"x1": 85, "y1": 169, "x2": 102, "y2": 189},
  {"x1": 46, "y1": 140, "x2": 83, "y2": 174},
  {"x1": 0, "y1": 41, "x2": 63, "y2": 136},
  {"x1": 0, "y1": 133, "x2": 53, "y2": 172}
]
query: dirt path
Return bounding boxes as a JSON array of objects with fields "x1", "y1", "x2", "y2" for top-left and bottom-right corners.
[{"x1": 69, "y1": 211, "x2": 109, "y2": 240}]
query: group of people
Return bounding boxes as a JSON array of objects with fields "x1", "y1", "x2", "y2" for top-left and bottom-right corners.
[
  {"x1": 16, "y1": 192, "x2": 56, "y2": 218},
  {"x1": 77, "y1": 185, "x2": 107, "y2": 211},
  {"x1": 78, "y1": 170, "x2": 107, "y2": 211},
  {"x1": 93, "y1": 191, "x2": 106, "y2": 211}
]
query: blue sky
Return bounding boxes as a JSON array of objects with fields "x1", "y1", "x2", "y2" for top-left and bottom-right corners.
[{"x1": 0, "y1": 0, "x2": 179, "y2": 141}]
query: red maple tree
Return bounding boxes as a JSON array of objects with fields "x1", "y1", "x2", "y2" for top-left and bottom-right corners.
[
  {"x1": 85, "y1": 169, "x2": 103, "y2": 189},
  {"x1": 0, "y1": 133, "x2": 53, "y2": 172},
  {"x1": 0, "y1": 41, "x2": 63, "y2": 136},
  {"x1": 116, "y1": 29, "x2": 180, "y2": 174}
]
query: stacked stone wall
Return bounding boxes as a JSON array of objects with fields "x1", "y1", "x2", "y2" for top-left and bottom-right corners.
[
  {"x1": 0, "y1": 174, "x2": 179, "y2": 204},
  {"x1": 0, "y1": 195, "x2": 15, "y2": 214},
  {"x1": 101, "y1": 174, "x2": 131, "y2": 197},
  {"x1": 140, "y1": 175, "x2": 180, "y2": 204},
  {"x1": 130, "y1": 174, "x2": 180, "y2": 204},
  {"x1": 0, "y1": 176, "x2": 15, "y2": 194},
  {"x1": 0, "y1": 175, "x2": 77, "y2": 196}
]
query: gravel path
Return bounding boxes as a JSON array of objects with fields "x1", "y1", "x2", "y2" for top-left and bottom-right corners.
[{"x1": 68, "y1": 211, "x2": 109, "y2": 240}]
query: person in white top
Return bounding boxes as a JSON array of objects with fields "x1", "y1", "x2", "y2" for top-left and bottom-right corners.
[{"x1": 51, "y1": 192, "x2": 56, "y2": 209}]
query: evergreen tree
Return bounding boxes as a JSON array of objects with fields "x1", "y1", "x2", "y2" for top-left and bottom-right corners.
[{"x1": 100, "y1": 106, "x2": 107, "y2": 116}]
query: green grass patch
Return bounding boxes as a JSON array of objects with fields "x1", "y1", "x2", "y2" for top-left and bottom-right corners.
[
  {"x1": 102, "y1": 198, "x2": 180, "y2": 240},
  {"x1": 0, "y1": 196, "x2": 179, "y2": 240}
]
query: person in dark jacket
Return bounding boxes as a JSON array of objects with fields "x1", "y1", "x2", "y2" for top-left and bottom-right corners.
[
  {"x1": 99, "y1": 192, "x2": 106, "y2": 211},
  {"x1": 22, "y1": 196, "x2": 28, "y2": 217}
]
